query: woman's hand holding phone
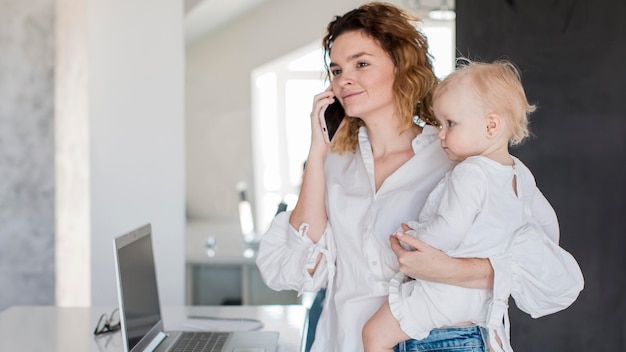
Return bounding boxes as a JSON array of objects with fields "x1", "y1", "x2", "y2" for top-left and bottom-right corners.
[
  {"x1": 313, "y1": 87, "x2": 345, "y2": 145},
  {"x1": 310, "y1": 88, "x2": 342, "y2": 152},
  {"x1": 321, "y1": 98, "x2": 345, "y2": 144}
]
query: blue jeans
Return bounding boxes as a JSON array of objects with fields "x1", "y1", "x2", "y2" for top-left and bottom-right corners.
[
  {"x1": 305, "y1": 289, "x2": 326, "y2": 352},
  {"x1": 394, "y1": 325, "x2": 489, "y2": 352}
]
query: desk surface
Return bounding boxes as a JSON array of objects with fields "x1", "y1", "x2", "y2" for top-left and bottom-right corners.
[{"x1": 0, "y1": 305, "x2": 308, "y2": 352}]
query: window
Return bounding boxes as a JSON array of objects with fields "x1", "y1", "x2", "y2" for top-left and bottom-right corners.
[{"x1": 251, "y1": 20, "x2": 455, "y2": 233}]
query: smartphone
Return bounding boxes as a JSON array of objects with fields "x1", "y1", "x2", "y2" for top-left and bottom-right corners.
[{"x1": 321, "y1": 99, "x2": 345, "y2": 144}]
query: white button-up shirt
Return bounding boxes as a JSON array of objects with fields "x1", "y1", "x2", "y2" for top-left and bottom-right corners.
[{"x1": 256, "y1": 126, "x2": 583, "y2": 352}]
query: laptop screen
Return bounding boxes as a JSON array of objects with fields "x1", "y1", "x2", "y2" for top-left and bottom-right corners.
[{"x1": 115, "y1": 225, "x2": 162, "y2": 351}]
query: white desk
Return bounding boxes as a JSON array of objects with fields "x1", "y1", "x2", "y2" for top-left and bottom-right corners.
[{"x1": 0, "y1": 305, "x2": 308, "y2": 352}]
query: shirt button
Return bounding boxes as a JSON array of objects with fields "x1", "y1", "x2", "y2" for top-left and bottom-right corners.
[
  {"x1": 379, "y1": 282, "x2": 388, "y2": 289},
  {"x1": 370, "y1": 260, "x2": 378, "y2": 266}
]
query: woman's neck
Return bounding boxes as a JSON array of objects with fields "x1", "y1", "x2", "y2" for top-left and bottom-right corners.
[
  {"x1": 368, "y1": 120, "x2": 420, "y2": 159},
  {"x1": 366, "y1": 120, "x2": 421, "y2": 192}
]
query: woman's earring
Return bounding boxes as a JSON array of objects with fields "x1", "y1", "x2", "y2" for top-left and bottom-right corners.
[
  {"x1": 413, "y1": 100, "x2": 426, "y2": 128},
  {"x1": 413, "y1": 115, "x2": 427, "y2": 128}
]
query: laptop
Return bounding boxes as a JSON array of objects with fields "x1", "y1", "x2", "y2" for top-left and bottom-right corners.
[{"x1": 113, "y1": 223, "x2": 279, "y2": 352}]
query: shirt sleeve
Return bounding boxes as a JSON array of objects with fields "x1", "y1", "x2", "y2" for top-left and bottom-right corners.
[
  {"x1": 484, "y1": 159, "x2": 584, "y2": 319},
  {"x1": 489, "y1": 222, "x2": 584, "y2": 320},
  {"x1": 414, "y1": 162, "x2": 487, "y2": 252},
  {"x1": 255, "y1": 211, "x2": 335, "y2": 295},
  {"x1": 528, "y1": 187, "x2": 560, "y2": 243}
]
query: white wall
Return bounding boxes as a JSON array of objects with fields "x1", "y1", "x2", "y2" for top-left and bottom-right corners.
[
  {"x1": 56, "y1": 0, "x2": 90, "y2": 307},
  {"x1": 89, "y1": 0, "x2": 186, "y2": 306},
  {"x1": 185, "y1": 0, "x2": 408, "y2": 223},
  {"x1": 56, "y1": 0, "x2": 186, "y2": 307}
]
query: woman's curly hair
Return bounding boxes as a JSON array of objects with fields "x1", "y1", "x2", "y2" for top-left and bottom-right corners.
[{"x1": 322, "y1": 2, "x2": 438, "y2": 153}]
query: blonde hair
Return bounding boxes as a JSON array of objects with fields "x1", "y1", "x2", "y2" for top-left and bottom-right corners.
[
  {"x1": 322, "y1": 2, "x2": 438, "y2": 153},
  {"x1": 433, "y1": 59, "x2": 536, "y2": 146}
]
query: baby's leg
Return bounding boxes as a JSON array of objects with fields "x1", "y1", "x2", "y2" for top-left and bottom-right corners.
[{"x1": 362, "y1": 301, "x2": 410, "y2": 352}]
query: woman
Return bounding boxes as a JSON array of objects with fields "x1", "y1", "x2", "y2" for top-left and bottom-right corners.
[{"x1": 256, "y1": 3, "x2": 582, "y2": 351}]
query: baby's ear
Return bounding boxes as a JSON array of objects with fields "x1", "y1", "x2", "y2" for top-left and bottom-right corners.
[{"x1": 485, "y1": 113, "x2": 501, "y2": 138}]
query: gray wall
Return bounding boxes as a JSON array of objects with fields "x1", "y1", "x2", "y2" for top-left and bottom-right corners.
[
  {"x1": 0, "y1": 0, "x2": 55, "y2": 311},
  {"x1": 457, "y1": 0, "x2": 625, "y2": 350}
]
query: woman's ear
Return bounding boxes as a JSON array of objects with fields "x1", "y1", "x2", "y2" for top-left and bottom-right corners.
[{"x1": 485, "y1": 113, "x2": 501, "y2": 138}]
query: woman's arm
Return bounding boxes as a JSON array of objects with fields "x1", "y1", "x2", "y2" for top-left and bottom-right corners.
[
  {"x1": 491, "y1": 223, "x2": 583, "y2": 318},
  {"x1": 390, "y1": 232, "x2": 494, "y2": 289},
  {"x1": 289, "y1": 90, "x2": 337, "y2": 244},
  {"x1": 256, "y1": 211, "x2": 331, "y2": 293},
  {"x1": 289, "y1": 150, "x2": 327, "y2": 245},
  {"x1": 288, "y1": 89, "x2": 344, "y2": 274},
  {"x1": 497, "y1": 186, "x2": 583, "y2": 317}
]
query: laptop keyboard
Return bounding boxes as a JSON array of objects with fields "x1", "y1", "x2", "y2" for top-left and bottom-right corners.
[{"x1": 172, "y1": 332, "x2": 231, "y2": 352}]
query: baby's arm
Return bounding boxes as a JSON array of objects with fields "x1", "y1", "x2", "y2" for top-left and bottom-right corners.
[
  {"x1": 407, "y1": 162, "x2": 487, "y2": 252},
  {"x1": 362, "y1": 301, "x2": 410, "y2": 352}
]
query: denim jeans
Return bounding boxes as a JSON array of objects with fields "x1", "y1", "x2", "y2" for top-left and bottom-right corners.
[{"x1": 394, "y1": 325, "x2": 489, "y2": 352}]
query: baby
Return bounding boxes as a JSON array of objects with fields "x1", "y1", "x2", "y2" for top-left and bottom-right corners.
[{"x1": 363, "y1": 59, "x2": 548, "y2": 352}]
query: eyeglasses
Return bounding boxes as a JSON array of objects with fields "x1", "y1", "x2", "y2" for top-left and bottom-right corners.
[
  {"x1": 94, "y1": 330, "x2": 121, "y2": 352},
  {"x1": 94, "y1": 308, "x2": 120, "y2": 335}
]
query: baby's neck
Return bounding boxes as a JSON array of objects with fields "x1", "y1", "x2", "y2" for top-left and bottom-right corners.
[{"x1": 479, "y1": 144, "x2": 514, "y2": 166}]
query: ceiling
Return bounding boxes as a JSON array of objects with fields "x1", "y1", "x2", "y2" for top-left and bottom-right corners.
[
  {"x1": 183, "y1": 0, "x2": 455, "y2": 45},
  {"x1": 184, "y1": 0, "x2": 270, "y2": 45}
]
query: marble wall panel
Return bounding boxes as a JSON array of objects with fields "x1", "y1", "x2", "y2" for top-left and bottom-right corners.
[{"x1": 0, "y1": 0, "x2": 55, "y2": 311}]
